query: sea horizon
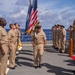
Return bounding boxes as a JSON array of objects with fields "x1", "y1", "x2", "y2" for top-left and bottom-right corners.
[{"x1": 6, "y1": 29, "x2": 69, "y2": 42}]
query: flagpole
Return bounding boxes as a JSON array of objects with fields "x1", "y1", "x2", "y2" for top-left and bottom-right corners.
[
  {"x1": 24, "y1": 0, "x2": 32, "y2": 35},
  {"x1": 29, "y1": 0, "x2": 32, "y2": 5},
  {"x1": 25, "y1": 0, "x2": 39, "y2": 35}
]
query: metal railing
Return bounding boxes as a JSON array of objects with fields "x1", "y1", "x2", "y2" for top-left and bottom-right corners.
[{"x1": 21, "y1": 29, "x2": 69, "y2": 42}]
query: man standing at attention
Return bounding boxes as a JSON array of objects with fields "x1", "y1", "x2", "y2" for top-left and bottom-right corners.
[
  {"x1": 0, "y1": 18, "x2": 8, "y2": 75},
  {"x1": 14, "y1": 23, "x2": 21, "y2": 45},
  {"x1": 60, "y1": 25, "x2": 66, "y2": 53},
  {"x1": 8, "y1": 24, "x2": 17, "y2": 69}
]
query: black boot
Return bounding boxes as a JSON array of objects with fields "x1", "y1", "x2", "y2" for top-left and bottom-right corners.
[{"x1": 38, "y1": 64, "x2": 42, "y2": 68}]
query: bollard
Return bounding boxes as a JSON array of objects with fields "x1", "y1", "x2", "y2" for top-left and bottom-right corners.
[{"x1": 69, "y1": 38, "x2": 73, "y2": 57}]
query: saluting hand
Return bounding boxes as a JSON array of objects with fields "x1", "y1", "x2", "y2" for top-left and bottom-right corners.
[{"x1": 8, "y1": 44, "x2": 12, "y2": 50}]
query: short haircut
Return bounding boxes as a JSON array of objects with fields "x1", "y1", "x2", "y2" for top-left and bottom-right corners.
[
  {"x1": 9, "y1": 24, "x2": 14, "y2": 28},
  {"x1": 14, "y1": 23, "x2": 18, "y2": 25},
  {"x1": 0, "y1": 18, "x2": 7, "y2": 26}
]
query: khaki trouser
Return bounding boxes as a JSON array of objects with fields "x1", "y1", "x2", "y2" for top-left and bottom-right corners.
[
  {"x1": 55, "y1": 30, "x2": 59, "y2": 48},
  {"x1": 58, "y1": 39, "x2": 61, "y2": 49},
  {"x1": 53, "y1": 35, "x2": 55, "y2": 47},
  {"x1": 73, "y1": 39, "x2": 75, "y2": 51},
  {"x1": 61, "y1": 40, "x2": 66, "y2": 51},
  {"x1": 55, "y1": 36, "x2": 59, "y2": 48},
  {"x1": 72, "y1": 30, "x2": 75, "y2": 51},
  {"x1": 53, "y1": 31, "x2": 56, "y2": 47},
  {"x1": 0, "y1": 44, "x2": 8, "y2": 75},
  {"x1": 34, "y1": 44, "x2": 44, "y2": 66},
  {"x1": 9, "y1": 42, "x2": 17, "y2": 67},
  {"x1": 15, "y1": 39, "x2": 20, "y2": 51},
  {"x1": 55, "y1": 33, "x2": 58, "y2": 48},
  {"x1": 17, "y1": 37, "x2": 21, "y2": 51}
]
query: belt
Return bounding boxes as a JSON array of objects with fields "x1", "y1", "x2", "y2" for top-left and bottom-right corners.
[
  {"x1": 11, "y1": 41, "x2": 17, "y2": 44},
  {"x1": 36, "y1": 43, "x2": 43, "y2": 45}
]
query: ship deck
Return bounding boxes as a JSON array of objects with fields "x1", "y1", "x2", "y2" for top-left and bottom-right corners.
[{"x1": 7, "y1": 41, "x2": 75, "y2": 75}]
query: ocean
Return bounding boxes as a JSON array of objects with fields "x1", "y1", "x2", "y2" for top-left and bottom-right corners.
[{"x1": 6, "y1": 29, "x2": 69, "y2": 42}]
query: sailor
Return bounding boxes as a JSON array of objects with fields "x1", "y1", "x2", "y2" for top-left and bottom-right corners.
[
  {"x1": 32, "y1": 25, "x2": 46, "y2": 68},
  {"x1": 8, "y1": 24, "x2": 17, "y2": 69},
  {"x1": 60, "y1": 25, "x2": 66, "y2": 53},
  {"x1": 0, "y1": 18, "x2": 8, "y2": 75}
]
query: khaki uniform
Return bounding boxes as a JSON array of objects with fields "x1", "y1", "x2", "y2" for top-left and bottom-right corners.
[
  {"x1": 58, "y1": 28, "x2": 62, "y2": 50},
  {"x1": 54, "y1": 27, "x2": 57, "y2": 48},
  {"x1": 68, "y1": 27, "x2": 73, "y2": 50},
  {"x1": 52, "y1": 27, "x2": 55, "y2": 47},
  {"x1": 31, "y1": 31, "x2": 37, "y2": 65},
  {"x1": 33, "y1": 30, "x2": 46, "y2": 66},
  {"x1": 60, "y1": 28, "x2": 66, "y2": 52},
  {"x1": 15, "y1": 29, "x2": 21, "y2": 50},
  {"x1": 0, "y1": 26, "x2": 8, "y2": 75},
  {"x1": 73, "y1": 28, "x2": 75, "y2": 51},
  {"x1": 8, "y1": 29, "x2": 18, "y2": 67},
  {"x1": 55, "y1": 28, "x2": 59, "y2": 48},
  {"x1": 53, "y1": 28, "x2": 56, "y2": 47}
]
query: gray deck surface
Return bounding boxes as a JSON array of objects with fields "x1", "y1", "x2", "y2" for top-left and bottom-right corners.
[{"x1": 7, "y1": 41, "x2": 75, "y2": 75}]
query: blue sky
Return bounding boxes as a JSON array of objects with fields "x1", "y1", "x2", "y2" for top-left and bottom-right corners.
[{"x1": 0, "y1": 0, "x2": 75, "y2": 29}]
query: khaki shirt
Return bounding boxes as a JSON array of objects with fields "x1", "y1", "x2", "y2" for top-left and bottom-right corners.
[
  {"x1": 0, "y1": 26, "x2": 8, "y2": 44},
  {"x1": 58, "y1": 29, "x2": 61, "y2": 40},
  {"x1": 8, "y1": 29, "x2": 18, "y2": 43},
  {"x1": 35, "y1": 30, "x2": 46, "y2": 44},
  {"x1": 15, "y1": 29, "x2": 21, "y2": 37},
  {"x1": 61, "y1": 28, "x2": 66, "y2": 41},
  {"x1": 52, "y1": 28, "x2": 56, "y2": 39},
  {"x1": 54, "y1": 28, "x2": 57, "y2": 39},
  {"x1": 56, "y1": 28, "x2": 59, "y2": 39},
  {"x1": 15, "y1": 29, "x2": 21, "y2": 43}
]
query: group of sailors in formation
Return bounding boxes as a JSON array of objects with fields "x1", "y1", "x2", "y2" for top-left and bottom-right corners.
[
  {"x1": 52, "y1": 20, "x2": 75, "y2": 54},
  {"x1": 0, "y1": 18, "x2": 46, "y2": 75},
  {"x1": 0, "y1": 18, "x2": 21, "y2": 75},
  {"x1": 52, "y1": 24, "x2": 66, "y2": 53},
  {"x1": 68, "y1": 20, "x2": 75, "y2": 52},
  {"x1": 0, "y1": 17, "x2": 75, "y2": 75}
]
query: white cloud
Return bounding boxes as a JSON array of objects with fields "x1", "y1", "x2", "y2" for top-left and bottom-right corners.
[
  {"x1": 10, "y1": 9, "x2": 27, "y2": 18},
  {"x1": 0, "y1": 0, "x2": 18, "y2": 12},
  {"x1": 38, "y1": 6, "x2": 75, "y2": 29},
  {"x1": 15, "y1": 0, "x2": 29, "y2": 6},
  {"x1": 0, "y1": 0, "x2": 75, "y2": 29}
]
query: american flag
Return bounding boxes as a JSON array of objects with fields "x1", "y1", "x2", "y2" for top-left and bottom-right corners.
[{"x1": 25, "y1": 0, "x2": 39, "y2": 33}]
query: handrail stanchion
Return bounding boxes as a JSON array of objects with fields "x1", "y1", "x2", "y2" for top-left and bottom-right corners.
[{"x1": 69, "y1": 38, "x2": 73, "y2": 57}]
